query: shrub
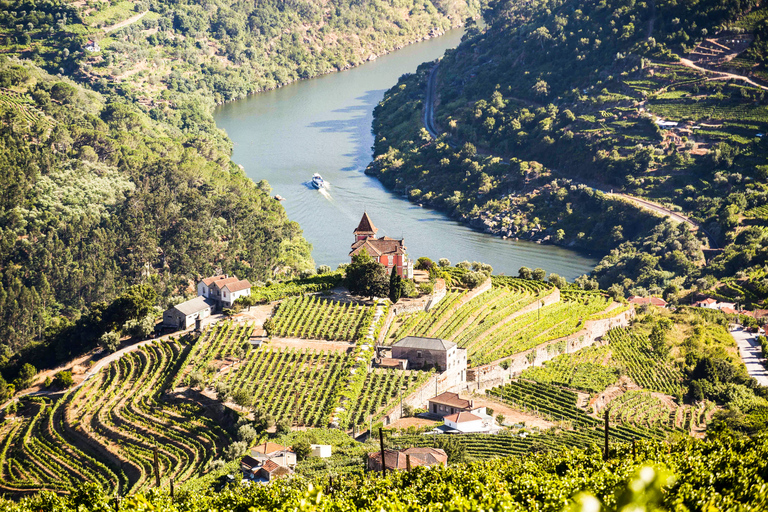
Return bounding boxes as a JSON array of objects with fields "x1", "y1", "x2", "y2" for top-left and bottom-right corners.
[
  {"x1": 438, "y1": 258, "x2": 451, "y2": 267},
  {"x1": 223, "y1": 441, "x2": 248, "y2": 461},
  {"x1": 53, "y1": 371, "x2": 74, "y2": 389},
  {"x1": 415, "y1": 257, "x2": 435, "y2": 270},
  {"x1": 275, "y1": 417, "x2": 291, "y2": 435}
]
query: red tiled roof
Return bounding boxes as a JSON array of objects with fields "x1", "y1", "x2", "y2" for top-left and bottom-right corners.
[
  {"x1": 202, "y1": 275, "x2": 227, "y2": 286},
  {"x1": 354, "y1": 212, "x2": 378, "y2": 235},
  {"x1": 428, "y1": 392, "x2": 471, "y2": 409},
  {"x1": 444, "y1": 411, "x2": 482, "y2": 423},
  {"x1": 349, "y1": 238, "x2": 405, "y2": 257},
  {"x1": 210, "y1": 277, "x2": 239, "y2": 290},
  {"x1": 720, "y1": 307, "x2": 738, "y2": 315},
  {"x1": 261, "y1": 459, "x2": 281, "y2": 473},
  {"x1": 367, "y1": 448, "x2": 447, "y2": 470},
  {"x1": 252, "y1": 442, "x2": 287, "y2": 456},
  {"x1": 224, "y1": 280, "x2": 252, "y2": 292},
  {"x1": 628, "y1": 296, "x2": 667, "y2": 307}
]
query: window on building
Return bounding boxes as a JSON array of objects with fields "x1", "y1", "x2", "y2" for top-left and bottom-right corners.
[{"x1": 417, "y1": 351, "x2": 422, "y2": 358}]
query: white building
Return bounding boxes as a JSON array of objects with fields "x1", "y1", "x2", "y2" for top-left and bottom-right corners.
[
  {"x1": 310, "y1": 444, "x2": 332, "y2": 458},
  {"x1": 197, "y1": 274, "x2": 252, "y2": 309},
  {"x1": 444, "y1": 412, "x2": 485, "y2": 433},
  {"x1": 163, "y1": 296, "x2": 214, "y2": 330}
]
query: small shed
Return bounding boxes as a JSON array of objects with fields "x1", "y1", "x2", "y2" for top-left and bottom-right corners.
[{"x1": 310, "y1": 444, "x2": 332, "y2": 458}]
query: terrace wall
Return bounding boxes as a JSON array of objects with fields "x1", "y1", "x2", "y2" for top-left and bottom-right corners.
[{"x1": 464, "y1": 305, "x2": 635, "y2": 392}]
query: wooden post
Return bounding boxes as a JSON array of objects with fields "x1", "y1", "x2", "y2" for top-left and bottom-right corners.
[
  {"x1": 406, "y1": 454, "x2": 412, "y2": 472},
  {"x1": 632, "y1": 437, "x2": 637, "y2": 461},
  {"x1": 603, "y1": 410, "x2": 609, "y2": 461},
  {"x1": 378, "y1": 428, "x2": 387, "y2": 477},
  {"x1": 170, "y1": 478, "x2": 175, "y2": 502},
  {"x1": 153, "y1": 445, "x2": 161, "y2": 487}
]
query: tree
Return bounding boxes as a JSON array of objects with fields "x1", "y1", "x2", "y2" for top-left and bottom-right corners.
[
  {"x1": 223, "y1": 441, "x2": 248, "y2": 461},
  {"x1": 14, "y1": 363, "x2": 36, "y2": 390},
  {"x1": 532, "y1": 268, "x2": 546, "y2": 281},
  {"x1": 649, "y1": 323, "x2": 670, "y2": 358},
  {"x1": 415, "y1": 257, "x2": 434, "y2": 270},
  {"x1": 275, "y1": 417, "x2": 291, "y2": 435},
  {"x1": 100, "y1": 331, "x2": 120, "y2": 352},
  {"x1": 233, "y1": 388, "x2": 252, "y2": 408},
  {"x1": 389, "y1": 267, "x2": 402, "y2": 304},
  {"x1": 263, "y1": 317, "x2": 275, "y2": 336},
  {"x1": 518, "y1": 267, "x2": 532, "y2": 280},
  {"x1": 237, "y1": 424, "x2": 258, "y2": 444},
  {"x1": 215, "y1": 382, "x2": 231, "y2": 402},
  {"x1": 317, "y1": 265, "x2": 331, "y2": 274},
  {"x1": 187, "y1": 370, "x2": 205, "y2": 389},
  {"x1": 292, "y1": 438, "x2": 312, "y2": 460},
  {"x1": 438, "y1": 258, "x2": 451, "y2": 267},
  {"x1": 253, "y1": 407, "x2": 275, "y2": 432},
  {"x1": 548, "y1": 273, "x2": 566, "y2": 289},
  {"x1": 53, "y1": 371, "x2": 74, "y2": 389},
  {"x1": 345, "y1": 249, "x2": 389, "y2": 298}
]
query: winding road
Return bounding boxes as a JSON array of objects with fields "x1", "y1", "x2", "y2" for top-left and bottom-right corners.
[
  {"x1": 422, "y1": 63, "x2": 719, "y2": 249},
  {"x1": 730, "y1": 327, "x2": 768, "y2": 386}
]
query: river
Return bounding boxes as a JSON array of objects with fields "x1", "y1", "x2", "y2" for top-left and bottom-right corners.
[{"x1": 213, "y1": 30, "x2": 598, "y2": 280}]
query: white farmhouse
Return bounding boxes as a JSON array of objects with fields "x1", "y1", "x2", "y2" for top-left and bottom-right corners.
[
  {"x1": 197, "y1": 274, "x2": 252, "y2": 310},
  {"x1": 310, "y1": 444, "x2": 332, "y2": 458}
]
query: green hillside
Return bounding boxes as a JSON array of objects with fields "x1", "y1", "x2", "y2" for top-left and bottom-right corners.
[{"x1": 368, "y1": 0, "x2": 768, "y2": 305}]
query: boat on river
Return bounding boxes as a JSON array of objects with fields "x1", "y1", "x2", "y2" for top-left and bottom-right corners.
[{"x1": 311, "y1": 173, "x2": 325, "y2": 189}]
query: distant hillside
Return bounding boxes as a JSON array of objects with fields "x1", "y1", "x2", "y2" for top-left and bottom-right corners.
[
  {"x1": 0, "y1": 59, "x2": 312, "y2": 380},
  {"x1": 368, "y1": 0, "x2": 768, "y2": 306}
]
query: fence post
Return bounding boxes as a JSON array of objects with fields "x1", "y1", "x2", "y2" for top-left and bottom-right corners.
[{"x1": 406, "y1": 454, "x2": 412, "y2": 472}]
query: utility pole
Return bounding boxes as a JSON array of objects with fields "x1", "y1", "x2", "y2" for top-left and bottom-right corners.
[
  {"x1": 603, "y1": 409, "x2": 610, "y2": 461},
  {"x1": 153, "y1": 445, "x2": 161, "y2": 487},
  {"x1": 378, "y1": 428, "x2": 387, "y2": 477}
]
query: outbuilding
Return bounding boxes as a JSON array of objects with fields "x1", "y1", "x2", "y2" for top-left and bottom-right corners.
[{"x1": 162, "y1": 296, "x2": 214, "y2": 330}]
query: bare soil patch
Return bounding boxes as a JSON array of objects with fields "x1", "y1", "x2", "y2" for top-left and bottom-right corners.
[
  {"x1": 386, "y1": 416, "x2": 440, "y2": 430},
  {"x1": 268, "y1": 337, "x2": 354, "y2": 353}
]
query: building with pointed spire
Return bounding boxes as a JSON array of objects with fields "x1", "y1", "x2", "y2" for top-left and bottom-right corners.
[{"x1": 350, "y1": 212, "x2": 413, "y2": 279}]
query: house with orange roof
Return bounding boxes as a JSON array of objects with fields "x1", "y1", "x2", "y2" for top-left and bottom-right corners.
[
  {"x1": 197, "y1": 274, "x2": 252, "y2": 310},
  {"x1": 349, "y1": 212, "x2": 413, "y2": 279},
  {"x1": 366, "y1": 447, "x2": 447, "y2": 472},
  {"x1": 628, "y1": 296, "x2": 667, "y2": 308},
  {"x1": 251, "y1": 442, "x2": 296, "y2": 467}
]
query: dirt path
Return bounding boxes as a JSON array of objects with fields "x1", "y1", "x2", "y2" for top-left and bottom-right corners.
[
  {"x1": 103, "y1": 10, "x2": 148, "y2": 33},
  {"x1": 678, "y1": 58, "x2": 768, "y2": 91}
]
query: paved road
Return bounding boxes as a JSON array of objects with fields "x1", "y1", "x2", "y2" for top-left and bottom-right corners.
[
  {"x1": 421, "y1": 62, "x2": 719, "y2": 249},
  {"x1": 730, "y1": 327, "x2": 768, "y2": 386},
  {"x1": 423, "y1": 65, "x2": 441, "y2": 139}
]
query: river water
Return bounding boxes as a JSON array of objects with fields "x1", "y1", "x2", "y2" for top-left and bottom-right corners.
[{"x1": 213, "y1": 30, "x2": 598, "y2": 279}]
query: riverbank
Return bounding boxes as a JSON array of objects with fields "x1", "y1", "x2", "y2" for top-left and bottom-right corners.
[{"x1": 214, "y1": 30, "x2": 599, "y2": 279}]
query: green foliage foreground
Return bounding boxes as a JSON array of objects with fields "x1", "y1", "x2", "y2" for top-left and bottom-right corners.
[{"x1": 3, "y1": 432, "x2": 766, "y2": 511}]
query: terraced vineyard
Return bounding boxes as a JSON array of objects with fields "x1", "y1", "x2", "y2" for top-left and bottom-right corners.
[
  {"x1": 271, "y1": 296, "x2": 374, "y2": 341},
  {"x1": 465, "y1": 292, "x2": 612, "y2": 366},
  {"x1": 0, "y1": 340, "x2": 230, "y2": 496},
  {"x1": 607, "y1": 328, "x2": 685, "y2": 395},
  {"x1": 383, "y1": 278, "x2": 554, "y2": 345},
  {"x1": 345, "y1": 369, "x2": 432, "y2": 430},
  {"x1": 521, "y1": 344, "x2": 620, "y2": 393},
  {"x1": 487, "y1": 380, "x2": 664, "y2": 442},
  {"x1": 0, "y1": 88, "x2": 48, "y2": 126}
]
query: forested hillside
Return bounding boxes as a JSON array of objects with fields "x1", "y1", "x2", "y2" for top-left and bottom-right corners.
[
  {"x1": 369, "y1": 0, "x2": 768, "y2": 305},
  {"x1": 0, "y1": 0, "x2": 482, "y2": 384},
  {"x1": 0, "y1": 58, "x2": 312, "y2": 386}
]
